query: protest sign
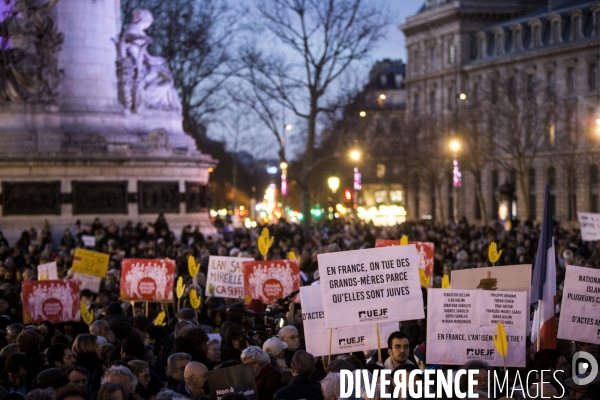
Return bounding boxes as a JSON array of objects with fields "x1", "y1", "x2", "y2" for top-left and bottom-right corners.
[
  {"x1": 206, "y1": 256, "x2": 253, "y2": 298},
  {"x1": 578, "y1": 212, "x2": 600, "y2": 241},
  {"x1": 72, "y1": 248, "x2": 109, "y2": 278},
  {"x1": 451, "y1": 264, "x2": 532, "y2": 305},
  {"x1": 375, "y1": 239, "x2": 434, "y2": 287},
  {"x1": 38, "y1": 261, "x2": 58, "y2": 281},
  {"x1": 557, "y1": 265, "x2": 600, "y2": 344},
  {"x1": 317, "y1": 245, "x2": 424, "y2": 329},
  {"x1": 81, "y1": 235, "x2": 96, "y2": 248},
  {"x1": 427, "y1": 289, "x2": 528, "y2": 367},
  {"x1": 22, "y1": 280, "x2": 80, "y2": 324},
  {"x1": 300, "y1": 285, "x2": 398, "y2": 356},
  {"x1": 243, "y1": 260, "x2": 300, "y2": 304},
  {"x1": 208, "y1": 363, "x2": 258, "y2": 400},
  {"x1": 120, "y1": 259, "x2": 175, "y2": 301},
  {"x1": 73, "y1": 273, "x2": 103, "y2": 293}
]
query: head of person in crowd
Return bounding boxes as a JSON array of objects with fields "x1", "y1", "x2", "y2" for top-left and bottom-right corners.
[
  {"x1": 1, "y1": 343, "x2": 20, "y2": 358},
  {"x1": 176, "y1": 307, "x2": 197, "y2": 323},
  {"x1": 46, "y1": 344, "x2": 75, "y2": 372},
  {"x1": 533, "y1": 349, "x2": 569, "y2": 383},
  {"x1": 55, "y1": 387, "x2": 91, "y2": 400},
  {"x1": 321, "y1": 372, "x2": 341, "y2": 400},
  {"x1": 120, "y1": 334, "x2": 145, "y2": 360},
  {"x1": 4, "y1": 353, "x2": 29, "y2": 391},
  {"x1": 89, "y1": 320, "x2": 115, "y2": 344},
  {"x1": 241, "y1": 346, "x2": 271, "y2": 378},
  {"x1": 96, "y1": 382, "x2": 127, "y2": 400},
  {"x1": 154, "y1": 388, "x2": 190, "y2": 400},
  {"x1": 413, "y1": 342, "x2": 427, "y2": 370},
  {"x1": 325, "y1": 359, "x2": 354, "y2": 375},
  {"x1": 127, "y1": 360, "x2": 150, "y2": 390},
  {"x1": 72, "y1": 334, "x2": 101, "y2": 359},
  {"x1": 100, "y1": 365, "x2": 137, "y2": 399},
  {"x1": 64, "y1": 366, "x2": 89, "y2": 390},
  {"x1": 183, "y1": 328, "x2": 210, "y2": 354},
  {"x1": 528, "y1": 382, "x2": 558, "y2": 399},
  {"x1": 207, "y1": 339, "x2": 221, "y2": 364},
  {"x1": 337, "y1": 354, "x2": 362, "y2": 370},
  {"x1": 387, "y1": 331, "x2": 411, "y2": 367},
  {"x1": 32, "y1": 368, "x2": 70, "y2": 392},
  {"x1": 183, "y1": 362, "x2": 209, "y2": 398},
  {"x1": 278, "y1": 326, "x2": 300, "y2": 352},
  {"x1": 16, "y1": 329, "x2": 42, "y2": 354},
  {"x1": 131, "y1": 315, "x2": 151, "y2": 340},
  {"x1": 564, "y1": 372, "x2": 600, "y2": 400},
  {"x1": 262, "y1": 337, "x2": 287, "y2": 359},
  {"x1": 167, "y1": 353, "x2": 192, "y2": 384},
  {"x1": 22, "y1": 388, "x2": 55, "y2": 400},
  {"x1": 576, "y1": 341, "x2": 598, "y2": 356},
  {"x1": 144, "y1": 325, "x2": 168, "y2": 347},
  {"x1": 290, "y1": 350, "x2": 314, "y2": 377},
  {"x1": 7, "y1": 323, "x2": 24, "y2": 344},
  {"x1": 174, "y1": 320, "x2": 195, "y2": 339},
  {"x1": 224, "y1": 324, "x2": 247, "y2": 352},
  {"x1": 459, "y1": 360, "x2": 490, "y2": 393},
  {"x1": 225, "y1": 303, "x2": 247, "y2": 324}
]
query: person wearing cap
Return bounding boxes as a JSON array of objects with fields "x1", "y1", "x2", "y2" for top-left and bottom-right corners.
[
  {"x1": 273, "y1": 350, "x2": 323, "y2": 400},
  {"x1": 413, "y1": 342, "x2": 426, "y2": 371},
  {"x1": 262, "y1": 337, "x2": 288, "y2": 371},
  {"x1": 32, "y1": 368, "x2": 70, "y2": 392}
]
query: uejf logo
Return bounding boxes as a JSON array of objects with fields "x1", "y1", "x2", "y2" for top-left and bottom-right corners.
[
  {"x1": 339, "y1": 336, "x2": 365, "y2": 347},
  {"x1": 572, "y1": 351, "x2": 599, "y2": 386},
  {"x1": 358, "y1": 308, "x2": 388, "y2": 320},
  {"x1": 466, "y1": 348, "x2": 495, "y2": 356}
]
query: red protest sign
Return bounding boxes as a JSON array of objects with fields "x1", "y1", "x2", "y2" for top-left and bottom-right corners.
[
  {"x1": 120, "y1": 259, "x2": 175, "y2": 301},
  {"x1": 243, "y1": 260, "x2": 300, "y2": 304},
  {"x1": 376, "y1": 239, "x2": 434, "y2": 287},
  {"x1": 22, "y1": 280, "x2": 80, "y2": 324}
]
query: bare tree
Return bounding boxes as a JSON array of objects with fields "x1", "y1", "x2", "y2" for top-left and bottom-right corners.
[{"x1": 240, "y1": 0, "x2": 388, "y2": 224}]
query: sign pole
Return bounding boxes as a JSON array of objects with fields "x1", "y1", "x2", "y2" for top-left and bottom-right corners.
[
  {"x1": 376, "y1": 323, "x2": 382, "y2": 363},
  {"x1": 328, "y1": 329, "x2": 332, "y2": 365}
]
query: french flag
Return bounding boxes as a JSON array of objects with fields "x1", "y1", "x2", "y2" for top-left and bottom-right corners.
[{"x1": 530, "y1": 184, "x2": 556, "y2": 351}]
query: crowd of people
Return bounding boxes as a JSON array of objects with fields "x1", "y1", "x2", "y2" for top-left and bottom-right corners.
[{"x1": 0, "y1": 215, "x2": 598, "y2": 399}]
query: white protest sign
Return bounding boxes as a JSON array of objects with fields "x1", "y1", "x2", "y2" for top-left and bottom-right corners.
[
  {"x1": 578, "y1": 212, "x2": 600, "y2": 241},
  {"x1": 73, "y1": 272, "x2": 102, "y2": 293},
  {"x1": 427, "y1": 289, "x2": 528, "y2": 367},
  {"x1": 38, "y1": 261, "x2": 58, "y2": 281},
  {"x1": 300, "y1": 286, "x2": 398, "y2": 357},
  {"x1": 82, "y1": 235, "x2": 96, "y2": 248},
  {"x1": 206, "y1": 256, "x2": 253, "y2": 299},
  {"x1": 317, "y1": 245, "x2": 424, "y2": 329},
  {"x1": 557, "y1": 265, "x2": 600, "y2": 344}
]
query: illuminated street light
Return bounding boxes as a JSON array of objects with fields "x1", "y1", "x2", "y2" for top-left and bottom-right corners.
[
  {"x1": 349, "y1": 149, "x2": 361, "y2": 162},
  {"x1": 379, "y1": 94, "x2": 387, "y2": 100},
  {"x1": 279, "y1": 161, "x2": 288, "y2": 170},
  {"x1": 327, "y1": 176, "x2": 340, "y2": 193},
  {"x1": 459, "y1": 93, "x2": 467, "y2": 101},
  {"x1": 359, "y1": 111, "x2": 367, "y2": 117},
  {"x1": 285, "y1": 124, "x2": 292, "y2": 130},
  {"x1": 450, "y1": 140, "x2": 460, "y2": 153}
]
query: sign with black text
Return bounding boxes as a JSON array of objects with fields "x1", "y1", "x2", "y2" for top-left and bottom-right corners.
[
  {"x1": 300, "y1": 285, "x2": 398, "y2": 357},
  {"x1": 578, "y1": 212, "x2": 600, "y2": 241},
  {"x1": 557, "y1": 265, "x2": 600, "y2": 344},
  {"x1": 206, "y1": 256, "x2": 253, "y2": 298},
  {"x1": 427, "y1": 289, "x2": 528, "y2": 367},
  {"x1": 317, "y1": 245, "x2": 424, "y2": 329},
  {"x1": 208, "y1": 363, "x2": 258, "y2": 400}
]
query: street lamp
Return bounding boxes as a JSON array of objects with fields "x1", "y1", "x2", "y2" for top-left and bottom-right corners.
[
  {"x1": 359, "y1": 111, "x2": 367, "y2": 118},
  {"x1": 449, "y1": 139, "x2": 461, "y2": 223},
  {"x1": 327, "y1": 176, "x2": 340, "y2": 193},
  {"x1": 350, "y1": 149, "x2": 361, "y2": 162}
]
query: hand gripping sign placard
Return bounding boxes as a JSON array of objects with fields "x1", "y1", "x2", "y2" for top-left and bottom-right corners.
[
  {"x1": 426, "y1": 289, "x2": 528, "y2": 367},
  {"x1": 243, "y1": 259, "x2": 300, "y2": 305},
  {"x1": 300, "y1": 285, "x2": 398, "y2": 356},
  {"x1": 375, "y1": 239, "x2": 434, "y2": 288},
  {"x1": 557, "y1": 265, "x2": 600, "y2": 345},
  {"x1": 206, "y1": 256, "x2": 253, "y2": 299},
  {"x1": 317, "y1": 245, "x2": 424, "y2": 329},
  {"x1": 120, "y1": 259, "x2": 175, "y2": 301},
  {"x1": 22, "y1": 280, "x2": 80, "y2": 324}
]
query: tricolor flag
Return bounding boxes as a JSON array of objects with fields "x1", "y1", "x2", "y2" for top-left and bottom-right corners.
[{"x1": 530, "y1": 184, "x2": 556, "y2": 351}]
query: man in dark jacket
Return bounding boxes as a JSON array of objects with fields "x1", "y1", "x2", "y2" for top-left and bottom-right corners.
[{"x1": 273, "y1": 351, "x2": 323, "y2": 400}]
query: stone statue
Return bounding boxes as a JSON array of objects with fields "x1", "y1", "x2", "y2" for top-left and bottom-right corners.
[
  {"x1": 115, "y1": 9, "x2": 181, "y2": 114},
  {"x1": 0, "y1": 0, "x2": 63, "y2": 102}
]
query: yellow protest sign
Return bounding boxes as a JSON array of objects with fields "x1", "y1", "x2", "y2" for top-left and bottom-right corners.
[
  {"x1": 442, "y1": 274, "x2": 451, "y2": 289},
  {"x1": 400, "y1": 235, "x2": 408, "y2": 245},
  {"x1": 190, "y1": 289, "x2": 201, "y2": 309},
  {"x1": 80, "y1": 303, "x2": 94, "y2": 325},
  {"x1": 72, "y1": 249, "x2": 109, "y2": 278},
  {"x1": 188, "y1": 255, "x2": 199, "y2": 277},
  {"x1": 488, "y1": 242, "x2": 502, "y2": 265},
  {"x1": 419, "y1": 268, "x2": 430, "y2": 287},
  {"x1": 176, "y1": 276, "x2": 185, "y2": 299}
]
